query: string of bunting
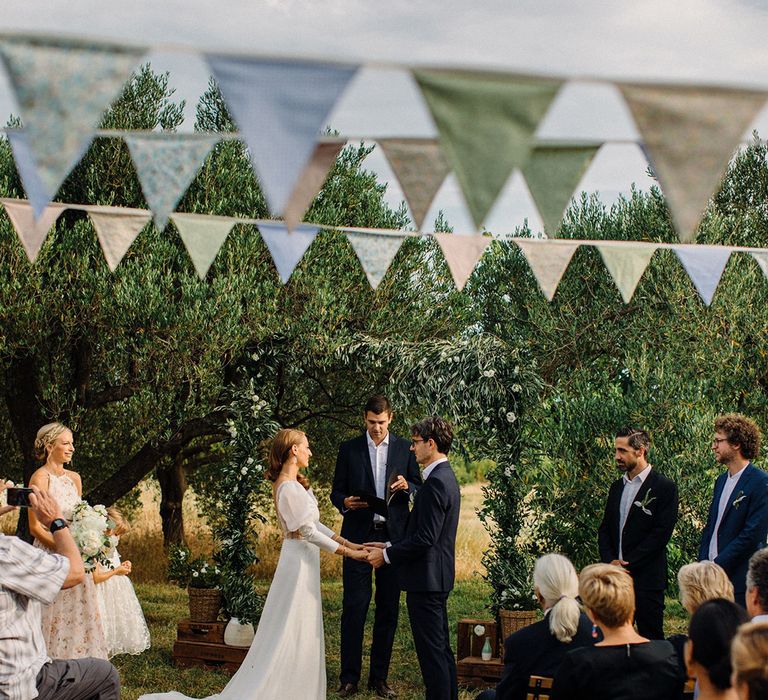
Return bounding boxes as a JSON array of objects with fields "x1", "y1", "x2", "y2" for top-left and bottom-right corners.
[
  {"x1": 3, "y1": 197, "x2": 767, "y2": 307},
  {"x1": 0, "y1": 34, "x2": 766, "y2": 247}
]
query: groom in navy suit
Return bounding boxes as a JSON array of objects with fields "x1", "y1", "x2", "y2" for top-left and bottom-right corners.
[
  {"x1": 367, "y1": 416, "x2": 460, "y2": 700},
  {"x1": 699, "y1": 413, "x2": 768, "y2": 608}
]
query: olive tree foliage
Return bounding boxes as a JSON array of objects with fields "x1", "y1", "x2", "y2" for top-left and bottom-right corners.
[{"x1": 470, "y1": 136, "x2": 768, "y2": 593}]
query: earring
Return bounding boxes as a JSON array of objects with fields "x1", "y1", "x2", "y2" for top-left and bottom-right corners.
[{"x1": 591, "y1": 624, "x2": 599, "y2": 639}]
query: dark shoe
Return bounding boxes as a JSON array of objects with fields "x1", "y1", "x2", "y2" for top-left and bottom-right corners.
[
  {"x1": 336, "y1": 682, "x2": 358, "y2": 697},
  {"x1": 367, "y1": 680, "x2": 396, "y2": 698}
]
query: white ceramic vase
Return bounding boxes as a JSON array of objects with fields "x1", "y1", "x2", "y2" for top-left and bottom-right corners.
[{"x1": 224, "y1": 617, "x2": 255, "y2": 647}]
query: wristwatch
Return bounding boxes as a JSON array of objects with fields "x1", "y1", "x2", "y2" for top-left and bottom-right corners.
[{"x1": 49, "y1": 518, "x2": 68, "y2": 534}]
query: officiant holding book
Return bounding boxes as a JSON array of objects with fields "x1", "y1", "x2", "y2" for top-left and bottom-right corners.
[{"x1": 331, "y1": 395, "x2": 422, "y2": 698}]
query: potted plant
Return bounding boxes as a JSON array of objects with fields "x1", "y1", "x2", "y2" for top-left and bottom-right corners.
[{"x1": 168, "y1": 544, "x2": 223, "y2": 622}]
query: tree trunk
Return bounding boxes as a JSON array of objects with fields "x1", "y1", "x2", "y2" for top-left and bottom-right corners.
[{"x1": 157, "y1": 454, "x2": 188, "y2": 548}]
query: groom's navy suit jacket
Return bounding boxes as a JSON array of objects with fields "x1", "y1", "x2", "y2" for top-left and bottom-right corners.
[
  {"x1": 698, "y1": 463, "x2": 768, "y2": 595},
  {"x1": 597, "y1": 468, "x2": 678, "y2": 590},
  {"x1": 386, "y1": 461, "x2": 460, "y2": 592},
  {"x1": 331, "y1": 432, "x2": 421, "y2": 544}
]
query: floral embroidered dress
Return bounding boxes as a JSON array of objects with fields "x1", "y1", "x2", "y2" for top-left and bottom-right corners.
[{"x1": 34, "y1": 472, "x2": 108, "y2": 660}]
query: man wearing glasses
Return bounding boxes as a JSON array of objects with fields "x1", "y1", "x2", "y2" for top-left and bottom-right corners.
[{"x1": 699, "y1": 413, "x2": 768, "y2": 607}]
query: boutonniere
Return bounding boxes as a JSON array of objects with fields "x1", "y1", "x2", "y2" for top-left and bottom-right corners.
[
  {"x1": 733, "y1": 491, "x2": 747, "y2": 509},
  {"x1": 634, "y1": 488, "x2": 656, "y2": 515}
]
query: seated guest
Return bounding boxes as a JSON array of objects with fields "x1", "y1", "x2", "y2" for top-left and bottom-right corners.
[
  {"x1": 476, "y1": 553, "x2": 598, "y2": 700},
  {"x1": 731, "y1": 621, "x2": 768, "y2": 700},
  {"x1": 551, "y1": 563, "x2": 684, "y2": 700},
  {"x1": 746, "y1": 549, "x2": 768, "y2": 623},
  {"x1": 0, "y1": 481, "x2": 120, "y2": 700},
  {"x1": 685, "y1": 599, "x2": 748, "y2": 700}
]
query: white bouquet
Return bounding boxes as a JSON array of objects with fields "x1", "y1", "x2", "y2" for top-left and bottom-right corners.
[{"x1": 69, "y1": 501, "x2": 115, "y2": 571}]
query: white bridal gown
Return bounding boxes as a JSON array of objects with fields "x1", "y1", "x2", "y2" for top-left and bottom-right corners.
[{"x1": 140, "y1": 480, "x2": 339, "y2": 700}]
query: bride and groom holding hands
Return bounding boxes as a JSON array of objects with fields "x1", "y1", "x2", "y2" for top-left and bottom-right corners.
[{"x1": 141, "y1": 396, "x2": 460, "y2": 700}]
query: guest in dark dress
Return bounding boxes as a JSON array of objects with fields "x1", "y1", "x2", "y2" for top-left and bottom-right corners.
[
  {"x1": 684, "y1": 599, "x2": 747, "y2": 700},
  {"x1": 476, "y1": 553, "x2": 598, "y2": 700},
  {"x1": 732, "y1": 621, "x2": 768, "y2": 700},
  {"x1": 551, "y1": 563, "x2": 684, "y2": 700}
]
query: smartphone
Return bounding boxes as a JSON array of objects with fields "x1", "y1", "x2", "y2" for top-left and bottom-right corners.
[{"x1": 6, "y1": 487, "x2": 33, "y2": 507}]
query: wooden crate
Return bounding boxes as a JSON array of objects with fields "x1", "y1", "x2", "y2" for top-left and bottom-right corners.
[
  {"x1": 172, "y1": 640, "x2": 248, "y2": 673},
  {"x1": 457, "y1": 656, "x2": 503, "y2": 688},
  {"x1": 176, "y1": 619, "x2": 227, "y2": 645},
  {"x1": 456, "y1": 618, "x2": 499, "y2": 660}
]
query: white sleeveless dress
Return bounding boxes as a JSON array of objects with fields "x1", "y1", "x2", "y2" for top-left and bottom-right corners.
[
  {"x1": 34, "y1": 472, "x2": 108, "y2": 659},
  {"x1": 140, "y1": 481, "x2": 339, "y2": 700}
]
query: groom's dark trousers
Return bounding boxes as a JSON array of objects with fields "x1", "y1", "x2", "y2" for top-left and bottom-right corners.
[
  {"x1": 387, "y1": 461, "x2": 460, "y2": 700},
  {"x1": 331, "y1": 432, "x2": 421, "y2": 687}
]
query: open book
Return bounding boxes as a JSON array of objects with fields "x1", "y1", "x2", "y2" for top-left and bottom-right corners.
[{"x1": 352, "y1": 488, "x2": 410, "y2": 518}]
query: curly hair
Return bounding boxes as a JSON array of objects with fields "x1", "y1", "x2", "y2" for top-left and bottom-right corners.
[
  {"x1": 715, "y1": 414, "x2": 762, "y2": 460},
  {"x1": 33, "y1": 422, "x2": 70, "y2": 461}
]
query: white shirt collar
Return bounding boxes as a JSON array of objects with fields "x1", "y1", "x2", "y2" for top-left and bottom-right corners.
[
  {"x1": 366, "y1": 431, "x2": 390, "y2": 449},
  {"x1": 423, "y1": 458, "x2": 448, "y2": 480},
  {"x1": 623, "y1": 464, "x2": 652, "y2": 485}
]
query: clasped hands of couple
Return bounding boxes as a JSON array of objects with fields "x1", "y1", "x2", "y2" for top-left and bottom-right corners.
[{"x1": 341, "y1": 475, "x2": 409, "y2": 570}]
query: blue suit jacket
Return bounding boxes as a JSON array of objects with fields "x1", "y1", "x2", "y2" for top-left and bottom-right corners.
[{"x1": 698, "y1": 463, "x2": 768, "y2": 594}]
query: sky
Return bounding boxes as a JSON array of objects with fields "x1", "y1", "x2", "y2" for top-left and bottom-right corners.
[{"x1": 1, "y1": 0, "x2": 768, "y2": 233}]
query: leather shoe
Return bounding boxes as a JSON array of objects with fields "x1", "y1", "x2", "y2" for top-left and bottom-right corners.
[
  {"x1": 368, "y1": 680, "x2": 396, "y2": 698},
  {"x1": 336, "y1": 682, "x2": 358, "y2": 697}
]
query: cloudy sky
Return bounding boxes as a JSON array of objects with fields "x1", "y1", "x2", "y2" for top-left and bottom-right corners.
[{"x1": 2, "y1": 0, "x2": 767, "y2": 233}]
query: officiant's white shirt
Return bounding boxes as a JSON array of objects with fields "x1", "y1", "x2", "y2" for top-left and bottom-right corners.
[{"x1": 367, "y1": 431, "x2": 389, "y2": 523}]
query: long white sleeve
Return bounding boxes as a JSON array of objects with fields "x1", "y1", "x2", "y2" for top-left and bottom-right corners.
[{"x1": 278, "y1": 482, "x2": 340, "y2": 554}]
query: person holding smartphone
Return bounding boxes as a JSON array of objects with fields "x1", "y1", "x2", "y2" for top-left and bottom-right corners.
[{"x1": 0, "y1": 480, "x2": 120, "y2": 700}]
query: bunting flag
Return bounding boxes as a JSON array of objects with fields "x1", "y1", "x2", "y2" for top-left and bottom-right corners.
[
  {"x1": 522, "y1": 144, "x2": 600, "y2": 236},
  {"x1": 413, "y1": 69, "x2": 562, "y2": 228},
  {"x1": 0, "y1": 36, "x2": 144, "y2": 216},
  {"x1": 1, "y1": 199, "x2": 66, "y2": 262},
  {"x1": 752, "y1": 251, "x2": 768, "y2": 279},
  {"x1": 125, "y1": 133, "x2": 219, "y2": 231},
  {"x1": 378, "y1": 139, "x2": 450, "y2": 230},
  {"x1": 206, "y1": 54, "x2": 358, "y2": 217},
  {"x1": 619, "y1": 83, "x2": 767, "y2": 243},
  {"x1": 346, "y1": 229, "x2": 407, "y2": 289},
  {"x1": 88, "y1": 207, "x2": 151, "y2": 271},
  {"x1": 171, "y1": 212, "x2": 235, "y2": 279},
  {"x1": 595, "y1": 242, "x2": 657, "y2": 303},
  {"x1": 514, "y1": 239, "x2": 580, "y2": 301},
  {"x1": 257, "y1": 221, "x2": 319, "y2": 283},
  {"x1": 283, "y1": 140, "x2": 345, "y2": 230},
  {"x1": 433, "y1": 233, "x2": 492, "y2": 290},
  {"x1": 674, "y1": 245, "x2": 732, "y2": 305}
]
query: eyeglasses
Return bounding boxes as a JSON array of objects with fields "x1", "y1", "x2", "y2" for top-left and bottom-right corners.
[
  {"x1": 411, "y1": 438, "x2": 428, "y2": 445},
  {"x1": 712, "y1": 438, "x2": 728, "y2": 447}
]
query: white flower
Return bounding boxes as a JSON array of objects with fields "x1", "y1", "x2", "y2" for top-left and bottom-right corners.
[
  {"x1": 483, "y1": 369, "x2": 496, "y2": 378},
  {"x1": 247, "y1": 457, "x2": 254, "y2": 465},
  {"x1": 241, "y1": 467, "x2": 248, "y2": 475},
  {"x1": 192, "y1": 571, "x2": 199, "y2": 578},
  {"x1": 502, "y1": 294, "x2": 511, "y2": 302},
  {"x1": 473, "y1": 624, "x2": 486, "y2": 636},
  {"x1": 483, "y1": 416, "x2": 491, "y2": 423},
  {"x1": 506, "y1": 412, "x2": 517, "y2": 423},
  {"x1": 78, "y1": 531, "x2": 103, "y2": 557},
  {"x1": 511, "y1": 384, "x2": 522, "y2": 393},
  {"x1": 504, "y1": 466, "x2": 516, "y2": 477}
]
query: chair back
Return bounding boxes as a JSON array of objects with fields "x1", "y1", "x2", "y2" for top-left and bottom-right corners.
[{"x1": 526, "y1": 675, "x2": 554, "y2": 700}]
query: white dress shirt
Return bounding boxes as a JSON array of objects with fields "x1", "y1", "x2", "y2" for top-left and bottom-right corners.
[
  {"x1": 618, "y1": 465, "x2": 652, "y2": 561},
  {"x1": 709, "y1": 464, "x2": 749, "y2": 561},
  {"x1": 367, "y1": 432, "x2": 389, "y2": 523}
]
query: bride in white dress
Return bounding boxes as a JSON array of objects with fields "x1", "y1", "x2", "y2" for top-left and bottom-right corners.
[{"x1": 140, "y1": 428, "x2": 369, "y2": 700}]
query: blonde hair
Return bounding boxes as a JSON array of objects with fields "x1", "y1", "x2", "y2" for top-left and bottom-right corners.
[
  {"x1": 579, "y1": 563, "x2": 635, "y2": 629},
  {"x1": 732, "y1": 622, "x2": 768, "y2": 699},
  {"x1": 678, "y1": 561, "x2": 734, "y2": 614},
  {"x1": 107, "y1": 507, "x2": 129, "y2": 537},
  {"x1": 533, "y1": 553, "x2": 582, "y2": 643},
  {"x1": 34, "y1": 422, "x2": 70, "y2": 461},
  {"x1": 267, "y1": 428, "x2": 310, "y2": 490}
]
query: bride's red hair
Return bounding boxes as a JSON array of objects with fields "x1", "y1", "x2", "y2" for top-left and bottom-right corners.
[{"x1": 267, "y1": 428, "x2": 310, "y2": 490}]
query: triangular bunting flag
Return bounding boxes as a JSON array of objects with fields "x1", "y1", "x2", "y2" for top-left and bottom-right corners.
[
  {"x1": 2, "y1": 199, "x2": 66, "y2": 262},
  {"x1": 413, "y1": 69, "x2": 562, "y2": 228},
  {"x1": 283, "y1": 140, "x2": 345, "y2": 230},
  {"x1": 514, "y1": 239, "x2": 580, "y2": 301},
  {"x1": 206, "y1": 55, "x2": 358, "y2": 216},
  {"x1": 752, "y1": 252, "x2": 768, "y2": 279},
  {"x1": 522, "y1": 144, "x2": 600, "y2": 236},
  {"x1": 0, "y1": 36, "x2": 145, "y2": 216},
  {"x1": 171, "y1": 212, "x2": 235, "y2": 279},
  {"x1": 674, "y1": 245, "x2": 732, "y2": 306},
  {"x1": 257, "y1": 221, "x2": 319, "y2": 283},
  {"x1": 433, "y1": 234, "x2": 492, "y2": 290},
  {"x1": 346, "y1": 229, "x2": 407, "y2": 289},
  {"x1": 88, "y1": 207, "x2": 151, "y2": 271},
  {"x1": 595, "y1": 242, "x2": 657, "y2": 303},
  {"x1": 619, "y1": 83, "x2": 767, "y2": 243},
  {"x1": 378, "y1": 139, "x2": 450, "y2": 230},
  {"x1": 125, "y1": 133, "x2": 219, "y2": 231}
]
